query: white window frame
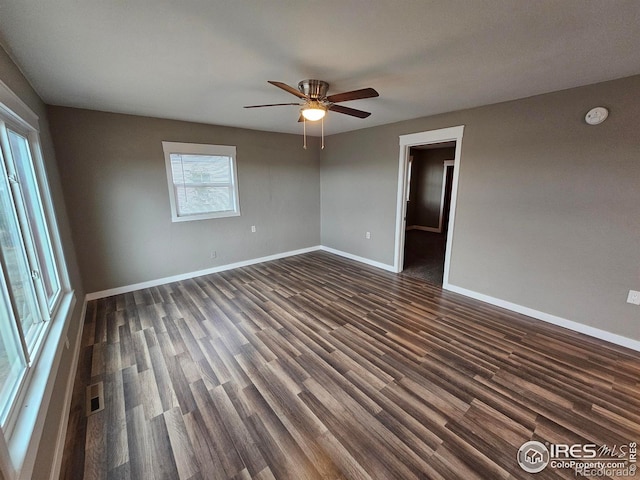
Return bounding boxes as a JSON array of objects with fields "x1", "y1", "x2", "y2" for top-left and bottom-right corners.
[
  {"x1": 162, "y1": 141, "x2": 240, "y2": 222},
  {"x1": 4, "y1": 125, "x2": 62, "y2": 317},
  {"x1": 0, "y1": 79, "x2": 75, "y2": 480}
]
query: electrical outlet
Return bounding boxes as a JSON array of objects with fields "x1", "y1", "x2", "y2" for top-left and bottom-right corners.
[
  {"x1": 210, "y1": 251, "x2": 217, "y2": 259},
  {"x1": 251, "y1": 225, "x2": 256, "y2": 233},
  {"x1": 365, "y1": 231, "x2": 371, "y2": 240},
  {"x1": 627, "y1": 290, "x2": 640, "y2": 305}
]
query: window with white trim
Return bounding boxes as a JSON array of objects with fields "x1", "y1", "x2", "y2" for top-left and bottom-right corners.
[
  {"x1": 0, "y1": 80, "x2": 72, "y2": 457},
  {"x1": 162, "y1": 142, "x2": 240, "y2": 222}
]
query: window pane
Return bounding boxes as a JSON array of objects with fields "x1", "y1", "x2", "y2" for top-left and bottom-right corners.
[
  {"x1": 0, "y1": 171, "x2": 42, "y2": 345},
  {"x1": 0, "y1": 285, "x2": 27, "y2": 422},
  {"x1": 175, "y1": 186, "x2": 233, "y2": 216},
  {"x1": 170, "y1": 154, "x2": 232, "y2": 185},
  {"x1": 7, "y1": 130, "x2": 61, "y2": 309},
  {"x1": 170, "y1": 153, "x2": 236, "y2": 217}
]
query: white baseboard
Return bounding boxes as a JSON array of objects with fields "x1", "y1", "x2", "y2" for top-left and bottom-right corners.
[
  {"x1": 444, "y1": 283, "x2": 640, "y2": 353},
  {"x1": 83, "y1": 246, "x2": 639, "y2": 353},
  {"x1": 319, "y1": 246, "x2": 396, "y2": 272},
  {"x1": 48, "y1": 298, "x2": 86, "y2": 480},
  {"x1": 86, "y1": 245, "x2": 396, "y2": 301},
  {"x1": 86, "y1": 246, "x2": 322, "y2": 300},
  {"x1": 407, "y1": 225, "x2": 441, "y2": 233}
]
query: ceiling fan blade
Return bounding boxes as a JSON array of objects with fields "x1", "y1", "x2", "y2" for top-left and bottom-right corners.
[
  {"x1": 244, "y1": 103, "x2": 301, "y2": 108},
  {"x1": 326, "y1": 87, "x2": 379, "y2": 103},
  {"x1": 329, "y1": 104, "x2": 371, "y2": 118},
  {"x1": 268, "y1": 81, "x2": 307, "y2": 99}
]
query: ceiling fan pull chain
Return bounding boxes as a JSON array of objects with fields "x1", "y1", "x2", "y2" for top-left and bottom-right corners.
[
  {"x1": 303, "y1": 117, "x2": 307, "y2": 149},
  {"x1": 321, "y1": 116, "x2": 325, "y2": 150}
]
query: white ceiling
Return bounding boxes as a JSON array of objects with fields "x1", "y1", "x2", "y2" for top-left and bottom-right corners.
[{"x1": 0, "y1": 1, "x2": 639, "y2": 136}]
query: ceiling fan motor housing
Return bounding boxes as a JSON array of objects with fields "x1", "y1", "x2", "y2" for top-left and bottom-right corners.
[
  {"x1": 244, "y1": 80, "x2": 376, "y2": 120},
  {"x1": 298, "y1": 80, "x2": 329, "y2": 100}
]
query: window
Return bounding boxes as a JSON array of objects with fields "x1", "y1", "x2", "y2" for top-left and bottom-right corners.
[
  {"x1": 8, "y1": 129, "x2": 61, "y2": 312},
  {"x1": 0, "y1": 80, "x2": 73, "y2": 477},
  {"x1": 162, "y1": 142, "x2": 240, "y2": 222},
  {"x1": 0, "y1": 122, "x2": 53, "y2": 424}
]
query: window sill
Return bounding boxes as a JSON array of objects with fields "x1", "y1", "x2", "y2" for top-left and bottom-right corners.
[
  {"x1": 171, "y1": 210, "x2": 241, "y2": 222},
  {"x1": 6, "y1": 290, "x2": 76, "y2": 480}
]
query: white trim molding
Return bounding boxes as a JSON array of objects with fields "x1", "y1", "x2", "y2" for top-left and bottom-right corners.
[
  {"x1": 445, "y1": 283, "x2": 640, "y2": 353},
  {"x1": 0, "y1": 79, "x2": 39, "y2": 131},
  {"x1": 48, "y1": 299, "x2": 86, "y2": 480},
  {"x1": 82, "y1": 243, "x2": 639, "y2": 354},
  {"x1": 319, "y1": 246, "x2": 396, "y2": 272},
  {"x1": 394, "y1": 126, "x2": 465, "y2": 285},
  {"x1": 86, "y1": 246, "x2": 322, "y2": 300},
  {"x1": 86, "y1": 245, "x2": 397, "y2": 301}
]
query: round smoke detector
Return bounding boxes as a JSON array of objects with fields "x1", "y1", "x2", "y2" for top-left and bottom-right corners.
[{"x1": 585, "y1": 107, "x2": 609, "y2": 125}]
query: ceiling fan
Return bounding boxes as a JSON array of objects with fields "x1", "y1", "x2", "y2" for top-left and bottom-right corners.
[{"x1": 244, "y1": 80, "x2": 379, "y2": 122}]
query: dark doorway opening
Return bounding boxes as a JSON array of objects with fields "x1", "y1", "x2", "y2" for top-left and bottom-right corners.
[{"x1": 402, "y1": 143, "x2": 455, "y2": 285}]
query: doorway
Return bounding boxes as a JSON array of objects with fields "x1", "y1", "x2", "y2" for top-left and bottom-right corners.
[
  {"x1": 403, "y1": 149, "x2": 455, "y2": 284},
  {"x1": 393, "y1": 126, "x2": 464, "y2": 289}
]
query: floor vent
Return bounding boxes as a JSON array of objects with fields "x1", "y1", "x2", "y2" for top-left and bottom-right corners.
[{"x1": 86, "y1": 381, "x2": 104, "y2": 416}]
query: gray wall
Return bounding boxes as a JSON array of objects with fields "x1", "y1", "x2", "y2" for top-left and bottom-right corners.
[
  {"x1": 321, "y1": 75, "x2": 640, "y2": 342},
  {"x1": 47, "y1": 107, "x2": 321, "y2": 294},
  {"x1": 407, "y1": 147, "x2": 455, "y2": 228},
  {"x1": 0, "y1": 46, "x2": 85, "y2": 479},
  {"x1": 3, "y1": 46, "x2": 638, "y2": 478}
]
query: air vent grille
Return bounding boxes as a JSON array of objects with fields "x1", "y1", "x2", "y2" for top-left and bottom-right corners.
[{"x1": 86, "y1": 381, "x2": 104, "y2": 416}]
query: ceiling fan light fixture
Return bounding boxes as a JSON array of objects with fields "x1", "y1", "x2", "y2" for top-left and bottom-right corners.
[{"x1": 301, "y1": 102, "x2": 326, "y2": 121}]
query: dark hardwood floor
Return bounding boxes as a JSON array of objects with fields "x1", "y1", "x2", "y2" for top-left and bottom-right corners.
[{"x1": 60, "y1": 251, "x2": 640, "y2": 480}]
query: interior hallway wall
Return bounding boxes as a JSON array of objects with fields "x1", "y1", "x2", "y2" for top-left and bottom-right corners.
[{"x1": 407, "y1": 146, "x2": 455, "y2": 229}]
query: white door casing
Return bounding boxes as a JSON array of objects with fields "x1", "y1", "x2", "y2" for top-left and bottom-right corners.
[{"x1": 394, "y1": 125, "x2": 464, "y2": 289}]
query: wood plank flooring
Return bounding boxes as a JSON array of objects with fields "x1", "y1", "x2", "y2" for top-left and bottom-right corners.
[{"x1": 60, "y1": 251, "x2": 640, "y2": 480}]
